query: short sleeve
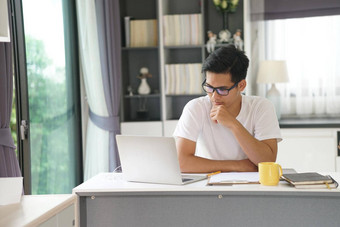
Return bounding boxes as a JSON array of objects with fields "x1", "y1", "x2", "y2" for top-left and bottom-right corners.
[
  {"x1": 253, "y1": 99, "x2": 282, "y2": 142},
  {"x1": 173, "y1": 98, "x2": 205, "y2": 142}
]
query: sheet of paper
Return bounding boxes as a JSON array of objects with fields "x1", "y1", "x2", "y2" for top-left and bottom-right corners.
[{"x1": 209, "y1": 172, "x2": 259, "y2": 184}]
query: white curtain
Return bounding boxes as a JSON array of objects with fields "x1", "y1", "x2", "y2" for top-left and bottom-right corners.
[
  {"x1": 76, "y1": 0, "x2": 110, "y2": 180},
  {"x1": 265, "y1": 15, "x2": 340, "y2": 117}
]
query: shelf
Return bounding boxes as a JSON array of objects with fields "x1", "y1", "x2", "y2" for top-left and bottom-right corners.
[
  {"x1": 123, "y1": 119, "x2": 161, "y2": 122},
  {"x1": 124, "y1": 94, "x2": 160, "y2": 98},
  {"x1": 124, "y1": 94, "x2": 204, "y2": 98},
  {"x1": 279, "y1": 117, "x2": 340, "y2": 128},
  {"x1": 204, "y1": 43, "x2": 234, "y2": 47},
  {"x1": 162, "y1": 0, "x2": 202, "y2": 15},
  {"x1": 166, "y1": 94, "x2": 204, "y2": 97},
  {"x1": 164, "y1": 45, "x2": 203, "y2": 49},
  {"x1": 122, "y1": 46, "x2": 158, "y2": 51}
]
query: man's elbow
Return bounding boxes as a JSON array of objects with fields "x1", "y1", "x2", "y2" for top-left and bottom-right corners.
[
  {"x1": 256, "y1": 155, "x2": 277, "y2": 166},
  {"x1": 178, "y1": 154, "x2": 193, "y2": 173}
]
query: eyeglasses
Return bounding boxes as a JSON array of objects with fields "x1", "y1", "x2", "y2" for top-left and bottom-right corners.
[{"x1": 201, "y1": 79, "x2": 239, "y2": 96}]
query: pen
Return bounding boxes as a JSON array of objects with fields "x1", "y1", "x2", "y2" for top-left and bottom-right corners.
[{"x1": 207, "y1": 171, "x2": 221, "y2": 177}]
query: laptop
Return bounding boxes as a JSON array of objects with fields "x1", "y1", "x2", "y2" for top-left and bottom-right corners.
[{"x1": 116, "y1": 135, "x2": 207, "y2": 185}]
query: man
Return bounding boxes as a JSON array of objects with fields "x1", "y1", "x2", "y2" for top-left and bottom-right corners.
[{"x1": 173, "y1": 45, "x2": 282, "y2": 173}]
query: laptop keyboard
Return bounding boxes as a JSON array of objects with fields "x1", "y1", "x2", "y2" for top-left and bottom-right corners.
[{"x1": 182, "y1": 178, "x2": 193, "y2": 183}]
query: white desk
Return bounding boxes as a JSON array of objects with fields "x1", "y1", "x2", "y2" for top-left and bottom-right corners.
[
  {"x1": 0, "y1": 194, "x2": 76, "y2": 227},
  {"x1": 73, "y1": 172, "x2": 340, "y2": 227}
]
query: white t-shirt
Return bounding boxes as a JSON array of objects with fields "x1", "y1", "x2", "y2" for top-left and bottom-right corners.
[{"x1": 173, "y1": 95, "x2": 282, "y2": 160}]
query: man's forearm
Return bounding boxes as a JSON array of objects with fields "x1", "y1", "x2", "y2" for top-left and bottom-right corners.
[
  {"x1": 179, "y1": 154, "x2": 258, "y2": 173},
  {"x1": 230, "y1": 121, "x2": 277, "y2": 165}
]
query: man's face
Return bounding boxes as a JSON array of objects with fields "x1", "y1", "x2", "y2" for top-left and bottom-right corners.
[{"x1": 205, "y1": 71, "x2": 244, "y2": 108}]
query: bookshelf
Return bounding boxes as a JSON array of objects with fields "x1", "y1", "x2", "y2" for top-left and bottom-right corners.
[
  {"x1": 0, "y1": 0, "x2": 10, "y2": 42},
  {"x1": 119, "y1": 0, "x2": 160, "y2": 122},
  {"x1": 119, "y1": 0, "x2": 245, "y2": 135}
]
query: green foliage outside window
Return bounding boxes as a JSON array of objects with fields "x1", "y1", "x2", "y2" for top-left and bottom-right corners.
[
  {"x1": 25, "y1": 35, "x2": 74, "y2": 194},
  {"x1": 10, "y1": 86, "x2": 17, "y2": 156}
]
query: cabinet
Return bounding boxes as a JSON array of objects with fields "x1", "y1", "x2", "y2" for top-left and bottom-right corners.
[
  {"x1": 277, "y1": 128, "x2": 340, "y2": 172},
  {"x1": 119, "y1": 0, "x2": 245, "y2": 135},
  {"x1": 142, "y1": 119, "x2": 340, "y2": 172},
  {"x1": 0, "y1": 0, "x2": 11, "y2": 42},
  {"x1": 0, "y1": 194, "x2": 76, "y2": 227},
  {"x1": 39, "y1": 204, "x2": 75, "y2": 227}
]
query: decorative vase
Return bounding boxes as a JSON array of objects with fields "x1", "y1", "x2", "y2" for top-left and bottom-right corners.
[
  {"x1": 223, "y1": 12, "x2": 229, "y2": 30},
  {"x1": 138, "y1": 78, "x2": 151, "y2": 95},
  {"x1": 218, "y1": 12, "x2": 231, "y2": 43}
]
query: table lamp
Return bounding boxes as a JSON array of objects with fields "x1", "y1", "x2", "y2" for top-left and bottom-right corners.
[{"x1": 257, "y1": 60, "x2": 289, "y2": 120}]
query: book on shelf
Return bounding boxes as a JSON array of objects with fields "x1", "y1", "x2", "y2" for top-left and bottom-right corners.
[
  {"x1": 130, "y1": 19, "x2": 158, "y2": 47},
  {"x1": 163, "y1": 14, "x2": 202, "y2": 46},
  {"x1": 190, "y1": 14, "x2": 202, "y2": 45},
  {"x1": 164, "y1": 64, "x2": 171, "y2": 94},
  {"x1": 174, "y1": 15, "x2": 181, "y2": 45},
  {"x1": 174, "y1": 64, "x2": 181, "y2": 94},
  {"x1": 124, "y1": 16, "x2": 132, "y2": 47},
  {"x1": 164, "y1": 63, "x2": 203, "y2": 95},
  {"x1": 188, "y1": 64, "x2": 196, "y2": 94},
  {"x1": 281, "y1": 172, "x2": 338, "y2": 189}
]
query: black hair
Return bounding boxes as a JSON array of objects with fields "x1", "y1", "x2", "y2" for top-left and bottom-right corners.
[{"x1": 202, "y1": 45, "x2": 249, "y2": 83}]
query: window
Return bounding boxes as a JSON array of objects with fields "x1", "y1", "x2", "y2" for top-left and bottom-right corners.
[
  {"x1": 13, "y1": 0, "x2": 82, "y2": 194},
  {"x1": 265, "y1": 15, "x2": 340, "y2": 118}
]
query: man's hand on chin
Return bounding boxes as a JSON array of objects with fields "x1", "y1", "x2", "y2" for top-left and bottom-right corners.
[{"x1": 210, "y1": 104, "x2": 235, "y2": 127}]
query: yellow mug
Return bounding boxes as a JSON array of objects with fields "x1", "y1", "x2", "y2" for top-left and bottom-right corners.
[{"x1": 259, "y1": 162, "x2": 282, "y2": 186}]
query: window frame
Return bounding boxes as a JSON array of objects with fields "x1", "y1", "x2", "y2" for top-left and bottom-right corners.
[{"x1": 10, "y1": 0, "x2": 83, "y2": 194}]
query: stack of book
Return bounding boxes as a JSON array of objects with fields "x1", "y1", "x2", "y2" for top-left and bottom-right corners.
[
  {"x1": 163, "y1": 14, "x2": 202, "y2": 46},
  {"x1": 164, "y1": 63, "x2": 203, "y2": 95},
  {"x1": 125, "y1": 17, "x2": 158, "y2": 47},
  {"x1": 281, "y1": 172, "x2": 338, "y2": 189}
]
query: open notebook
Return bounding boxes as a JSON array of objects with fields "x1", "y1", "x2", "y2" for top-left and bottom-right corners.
[{"x1": 116, "y1": 135, "x2": 206, "y2": 185}]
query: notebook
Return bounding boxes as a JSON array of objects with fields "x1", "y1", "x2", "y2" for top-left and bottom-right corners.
[
  {"x1": 116, "y1": 135, "x2": 207, "y2": 185},
  {"x1": 281, "y1": 172, "x2": 334, "y2": 185}
]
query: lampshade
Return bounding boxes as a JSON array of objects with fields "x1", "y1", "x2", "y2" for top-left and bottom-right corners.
[{"x1": 257, "y1": 60, "x2": 289, "y2": 84}]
